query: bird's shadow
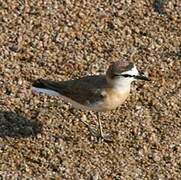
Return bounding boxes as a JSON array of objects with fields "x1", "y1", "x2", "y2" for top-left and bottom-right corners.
[{"x1": 0, "y1": 111, "x2": 42, "y2": 138}]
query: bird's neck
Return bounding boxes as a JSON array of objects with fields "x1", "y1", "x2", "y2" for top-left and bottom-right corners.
[{"x1": 107, "y1": 77, "x2": 132, "y2": 92}]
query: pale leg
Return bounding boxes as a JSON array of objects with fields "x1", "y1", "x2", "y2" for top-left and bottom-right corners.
[
  {"x1": 97, "y1": 112, "x2": 112, "y2": 143},
  {"x1": 80, "y1": 113, "x2": 113, "y2": 143},
  {"x1": 80, "y1": 114, "x2": 99, "y2": 138}
]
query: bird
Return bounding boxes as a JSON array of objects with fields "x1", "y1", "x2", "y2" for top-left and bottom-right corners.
[{"x1": 32, "y1": 60, "x2": 150, "y2": 142}]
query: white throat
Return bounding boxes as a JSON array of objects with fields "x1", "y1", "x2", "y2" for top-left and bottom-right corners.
[
  {"x1": 107, "y1": 65, "x2": 139, "y2": 91},
  {"x1": 112, "y1": 77, "x2": 133, "y2": 90}
]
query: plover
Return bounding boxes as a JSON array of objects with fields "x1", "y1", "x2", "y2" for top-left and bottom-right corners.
[{"x1": 32, "y1": 61, "x2": 150, "y2": 142}]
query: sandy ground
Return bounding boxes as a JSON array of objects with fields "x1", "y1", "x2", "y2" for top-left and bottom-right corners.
[{"x1": 0, "y1": 0, "x2": 181, "y2": 179}]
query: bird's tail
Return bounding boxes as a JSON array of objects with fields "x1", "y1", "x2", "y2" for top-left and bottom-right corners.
[{"x1": 32, "y1": 79, "x2": 60, "y2": 96}]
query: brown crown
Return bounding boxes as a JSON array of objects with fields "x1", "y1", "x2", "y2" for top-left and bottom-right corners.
[{"x1": 106, "y1": 60, "x2": 134, "y2": 79}]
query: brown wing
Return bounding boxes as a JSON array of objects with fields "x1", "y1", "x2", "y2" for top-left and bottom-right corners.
[{"x1": 33, "y1": 75, "x2": 108, "y2": 106}]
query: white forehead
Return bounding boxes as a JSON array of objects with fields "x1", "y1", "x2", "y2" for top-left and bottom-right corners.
[{"x1": 121, "y1": 65, "x2": 139, "y2": 76}]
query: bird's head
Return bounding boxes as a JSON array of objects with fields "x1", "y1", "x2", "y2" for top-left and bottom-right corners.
[{"x1": 106, "y1": 60, "x2": 150, "y2": 89}]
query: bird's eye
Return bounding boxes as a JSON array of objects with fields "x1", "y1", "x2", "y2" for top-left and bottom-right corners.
[{"x1": 113, "y1": 74, "x2": 120, "y2": 77}]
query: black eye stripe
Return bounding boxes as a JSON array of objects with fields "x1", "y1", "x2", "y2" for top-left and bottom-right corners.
[
  {"x1": 113, "y1": 74, "x2": 136, "y2": 78},
  {"x1": 121, "y1": 74, "x2": 134, "y2": 78}
]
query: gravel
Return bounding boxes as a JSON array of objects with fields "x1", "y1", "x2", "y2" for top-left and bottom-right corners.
[{"x1": 0, "y1": 0, "x2": 180, "y2": 179}]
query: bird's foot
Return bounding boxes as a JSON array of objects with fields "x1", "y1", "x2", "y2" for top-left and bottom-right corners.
[
  {"x1": 80, "y1": 114, "x2": 113, "y2": 143},
  {"x1": 87, "y1": 126, "x2": 113, "y2": 143},
  {"x1": 96, "y1": 132, "x2": 113, "y2": 143}
]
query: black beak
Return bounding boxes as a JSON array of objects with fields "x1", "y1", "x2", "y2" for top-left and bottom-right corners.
[
  {"x1": 134, "y1": 75, "x2": 150, "y2": 81},
  {"x1": 134, "y1": 72, "x2": 150, "y2": 81},
  {"x1": 119, "y1": 72, "x2": 150, "y2": 81}
]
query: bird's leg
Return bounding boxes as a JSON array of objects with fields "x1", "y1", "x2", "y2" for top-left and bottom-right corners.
[
  {"x1": 80, "y1": 114, "x2": 100, "y2": 138},
  {"x1": 80, "y1": 113, "x2": 113, "y2": 143},
  {"x1": 96, "y1": 112, "x2": 113, "y2": 143},
  {"x1": 88, "y1": 111, "x2": 98, "y2": 125},
  {"x1": 97, "y1": 113, "x2": 103, "y2": 138}
]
